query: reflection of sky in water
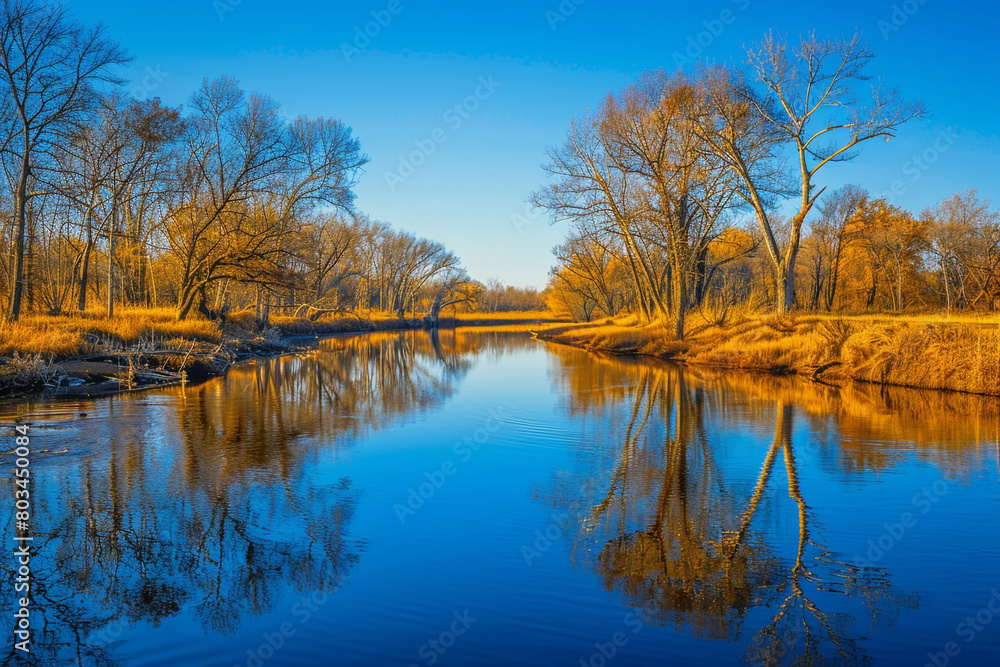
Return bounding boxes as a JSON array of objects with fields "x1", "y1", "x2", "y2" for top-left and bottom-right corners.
[{"x1": 0, "y1": 330, "x2": 997, "y2": 666}]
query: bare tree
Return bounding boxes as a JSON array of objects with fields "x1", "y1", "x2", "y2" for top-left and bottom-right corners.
[
  {"x1": 552, "y1": 226, "x2": 624, "y2": 318},
  {"x1": 534, "y1": 112, "x2": 669, "y2": 322},
  {"x1": 49, "y1": 94, "x2": 181, "y2": 314},
  {"x1": 0, "y1": 0, "x2": 129, "y2": 321},
  {"x1": 165, "y1": 77, "x2": 366, "y2": 320},
  {"x1": 604, "y1": 71, "x2": 737, "y2": 337},
  {"x1": 374, "y1": 232, "x2": 460, "y2": 317},
  {"x1": 923, "y1": 190, "x2": 998, "y2": 313},
  {"x1": 290, "y1": 213, "x2": 362, "y2": 317},
  {"x1": 709, "y1": 33, "x2": 924, "y2": 313},
  {"x1": 860, "y1": 198, "x2": 927, "y2": 311},
  {"x1": 425, "y1": 266, "x2": 475, "y2": 326},
  {"x1": 812, "y1": 184, "x2": 867, "y2": 310}
]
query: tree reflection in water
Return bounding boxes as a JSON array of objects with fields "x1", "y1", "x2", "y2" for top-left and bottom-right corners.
[
  {"x1": 2, "y1": 331, "x2": 987, "y2": 665},
  {"x1": 0, "y1": 331, "x2": 502, "y2": 666},
  {"x1": 548, "y1": 351, "x2": 934, "y2": 666}
]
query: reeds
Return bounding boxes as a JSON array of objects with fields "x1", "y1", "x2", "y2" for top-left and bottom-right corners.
[
  {"x1": 843, "y1": 321, "x2": 1000, "y2": 395},
  {"x1": 536, "y1": 312, "x2": 1000, "y2": 396}
]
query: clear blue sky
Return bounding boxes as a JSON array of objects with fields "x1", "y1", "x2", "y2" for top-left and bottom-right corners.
[{"x1": 72, "y1": 0, "x2": 1000, "y2": 288}]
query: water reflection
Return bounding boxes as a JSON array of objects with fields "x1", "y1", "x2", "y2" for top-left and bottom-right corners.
[
  {"x1": 0, "y1": 331, "x2": 994, "y2": 666},
  {"x1": 544, "y1": 350, "x2": 996, "y2": 665},
  {"x1": 0, "y1": 330, "x2": 516, "y2": 666}
]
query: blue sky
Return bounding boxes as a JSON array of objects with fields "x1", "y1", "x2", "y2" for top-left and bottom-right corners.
[{"x1": 71, "y1": 0, "x2": 1000, "y2": 288}]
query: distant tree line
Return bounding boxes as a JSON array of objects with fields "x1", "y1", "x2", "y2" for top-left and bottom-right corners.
[
  {"x1": 547, "y1": 185, "x2": 998, "y2": 323},
  {"x1": 537, "y1": 33, "x2": 996, "y2": 332},
  {"x1": 478, "y1": 278, "x2": 545, "y2": 313}
]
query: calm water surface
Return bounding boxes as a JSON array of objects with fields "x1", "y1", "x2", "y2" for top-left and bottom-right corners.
[{"x1": 1, "y1": 330, "x2": 998, "y2": 666}]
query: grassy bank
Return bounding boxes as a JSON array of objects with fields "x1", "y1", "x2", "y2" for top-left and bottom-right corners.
[
  {"x1": 0, "y1": 309, "x2": 562, "y2": 356},
  {"x1": 0, "y1": 308, "x2": 564, "y2": 396},
  {"x1": 534, "y1": 312, "x2": 1000, "y2": 396},
  {"x1": 0, "y1": 308, "x2": 405, "y2": 358}
]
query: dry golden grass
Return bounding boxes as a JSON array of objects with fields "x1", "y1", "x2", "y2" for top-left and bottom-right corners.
[
  {"x1": 533, "y1": 317, "x2": 687, "y2": 358},
  {"x1": 451, "y1": 310, "x2": 562, "y2": 322},
  {"x1": 0, "y1": 308, "x2": 432, "y2": 359},
  {"x1": 0, "y1": 308, "x2": 221, "y2": 358},
  {"x1": 536, "y1": 311, "x2": 1000, "y2": 396},
  {"x1": 844, "y1": 321, "x2": 1000, "y2": 395},
  {"x1": 264, "y1": 309, "x2": 563, "y2": 335},
  {"x1": 269, "y1": 312, "x2": 416, "y2": 336},
  {"x1": 0, "y1": 306, "x2": 561, "y2": 394},
  {"x1": 0, "y1": 307, "x2": 563, "y2": 359}
]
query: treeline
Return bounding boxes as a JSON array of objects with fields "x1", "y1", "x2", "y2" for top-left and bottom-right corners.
[
  {"x1": 537, "y1": 32, "x2": 995, "y2": 333},
  {"x1": 478, "y1": 278, "x2": 545, "y2": 313},
  {"x1": 0, "y1": 0, "x2": 531, "y2": 325},
  {"x1": 797, "y1": 189, "x2": 998, "y2": 313},
  {"x1": 549, "y1": 187, "x2": 999, "y2": 322}
]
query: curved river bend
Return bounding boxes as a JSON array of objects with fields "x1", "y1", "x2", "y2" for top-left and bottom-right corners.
[{"x1": 1, "y1": 330, "x2": 998, "y2": 666}]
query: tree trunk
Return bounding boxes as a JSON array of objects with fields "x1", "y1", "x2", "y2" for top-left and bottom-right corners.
[
  {"x1": 254, "y1": 284, "x2": 270, "y2": 328},
  {"x1": 775, "y1": 211, "x2": 806, "y2": 314},
  {"x1": 621, "y1": 247, "x2": 651, "y2": 322},
  {"x1": 6, "y1": 151, "x2": 30, "y2": 322},
  {"x1": 775, "y1": 262, "x2": 793, "y2": 314},
  {"x1": 672, "y1": 265, "x2": 687, "y2": 340},
  {"x1": 176, "y1": 291, "x2": 197, "y2": 320},
  {"x1": 693, "y1": 247, "x2": 708, "y2": 306},
  {"x1": 426, "y1": 289, "x2": 447, "y2": 328},
  {"x1": 147, "y1": 252, "x2": 157, "y2": 307},
  {"x1": 896, "y1": 262, "x2": 903, "y2": 312},
  {"x1": 941, "y1": 259, "x2": 952, "y2": 315},
  {"x1": 825, "y1": 247, "x2": 843, "y2": 311},
  {"x1": 107, "y1": 218, "x2": 115, "y2": 319},
  {"x1": 866, "y1": 270, "x2": 878, "y2": 309},
  {"x1": 136, "y1": 241, "x2": 149, "y2": 306},
  {"x1": 175, "y1": 275, "x2": 205, "y2": 321},
  {"x1": 79, "y1": 218, "x2": 93, "y2": 312},
  {"x1": 808, "y1": 268, "x2": 822, "y2": 311}
]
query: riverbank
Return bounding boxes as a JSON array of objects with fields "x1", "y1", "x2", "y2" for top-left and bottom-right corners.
[
  {"x1": 0, "y1": 309, "x2": 564, "y2": 397},
  {"x1": 533, "y1": 312, "x2": 1000, "y2": 397}
]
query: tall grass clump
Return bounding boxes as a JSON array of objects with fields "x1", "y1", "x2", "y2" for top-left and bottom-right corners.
[
  {"x1": 0, "y1": 309, "x2": 221, "y2": 357},
  {"x1": 843, "y1": 322, "x2": 1000, "y2": 395},
  {"x1": 536, "y1": 311, "x2": 1000, "y2": 395}
]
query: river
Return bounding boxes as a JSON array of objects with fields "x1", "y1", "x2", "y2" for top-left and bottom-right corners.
[{"x1": 1, "y1": 329, "x2": 998, "y2": 666}]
